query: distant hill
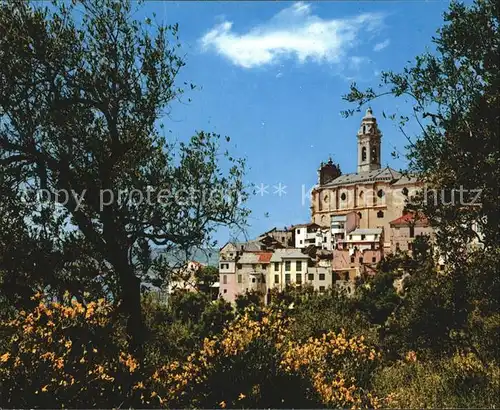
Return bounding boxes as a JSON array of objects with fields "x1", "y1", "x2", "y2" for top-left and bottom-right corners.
[{"x1": 150, "y1": 247, "x2": 219, "y2": 268}]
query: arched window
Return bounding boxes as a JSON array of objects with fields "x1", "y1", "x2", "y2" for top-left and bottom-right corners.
[
  {"x1": 359, "y1": 191, "x2": 364, "y2": 199},
  {"x1": 361, "y1": 147, "x2": 367, "y2": 161},
  {"x1": 377, "y1": 210, "x2": 384, "y2": 218}
]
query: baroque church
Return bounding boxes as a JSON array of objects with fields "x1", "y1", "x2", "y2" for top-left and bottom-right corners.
[{"x1": 310, "y1": 108, "x2": 422, "y2": 253}]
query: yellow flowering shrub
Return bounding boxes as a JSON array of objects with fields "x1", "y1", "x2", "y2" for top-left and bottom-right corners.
[
  {"x1": 1, "y1": 294, "x2": 388, "y2": 409},
  {"x1": 143, "y1": 307, "x2": 384, "y2": 409},
  {"x1": 280, "y1": 330, "x2": 382, "y2": 409},
  {"x1": 0, "y1": 292, "x2": 138, "y2": 408},
  {"x1": 143, "y1": 306, "x2": 291, "y2": 408}
]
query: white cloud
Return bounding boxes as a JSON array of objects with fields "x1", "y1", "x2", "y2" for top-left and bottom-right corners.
[
  {"x1": 373, "y1": 39, "x2": 390, "y2": 52},
  {"x1": 200, "y1": 2, "x2": 385, "y2": 68}
]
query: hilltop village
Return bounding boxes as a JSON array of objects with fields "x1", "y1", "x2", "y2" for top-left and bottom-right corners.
[{"x1": 217, "y1": 109, "x2": 438, "y2": 303}]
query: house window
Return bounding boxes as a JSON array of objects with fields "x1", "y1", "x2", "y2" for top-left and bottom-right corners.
[
  {"x1": 223, "y1": 275, "x2": 227, "y2": 285},
  {"x1": 285, "y1": 261, "x2": 291, "y2": 271},
  {"x1": 361, "y1": 234, "x2": 366, "y2": 240},
  {"x1": 262, "y1": 264, "x2": 268, "y2": 269},
  {"x1": 252, "y1": 277, "x2": 256, "y2": 283},
  {"x1": 296, "y1": 261, "x2": 302, "y2": 271},
  {"x1": 323, "y1": 236, "x2": 327, "y2": 242},
  {"x1": 350, "y1": 257, "x2": 355, "y2": 263},
  {"x1": 285, "y1": 274, "x2": 291, "y2": 283},
  {"x1": 237, "y1": 263, "x2": 242, "y2": 269},
  {"x1": 372, "y1": 257, "x2": 376, "y2": 263},
  {"x1": 299, "y1": 240, "x2": 303, "y2": 244},
  {"x1": 359, "y1": 257, "x2": 364, "y2": 264},
  {"x1": 237, "y1": 274, "x2": 242, "y2": 284},
  {"x1": 274, "y1": 274, "x2": 279, "y2": 284},
  {"x1": 377, "y1": 211, "x2": 384, "y2": 218},
  {"x1": 319, "y1": 273, "x2": 325, "y2": 281},
  {"x1": 308, "y1": 273, "x2": 314, "y2": 281},
  {"x1": 297, "y1": 229, "x2": 301, "y2": 234},
  {"x1": 396, "y1": 243, "x2": 400, "y2": 250},
  {"x1": 408, "y1": 243, "x2": 413, "y2": 251},
  {"x1": 319, "y1": 286, "x2": 326, "y2": 293},
  {"x1": 409, "y1": 226, "x2": 415, "y2": 238},
  {"x1": 296, "y1": 274, "x2": 302, "y2": 284},
  {"x1": 274, "y1": 262, "x2": 279, "y2": 271},
  {"x1": 223, "y1": 289, "x2": 227, "y2": 294}
]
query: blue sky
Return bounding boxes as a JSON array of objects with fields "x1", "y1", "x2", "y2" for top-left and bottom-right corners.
[{"x1": 140, "y1": 0, "x2": 453, "y2": 246}]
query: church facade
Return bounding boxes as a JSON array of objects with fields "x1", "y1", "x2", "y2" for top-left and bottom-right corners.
[{"x1": 310, "y1": 108, "x2": 426, "y2": 254}]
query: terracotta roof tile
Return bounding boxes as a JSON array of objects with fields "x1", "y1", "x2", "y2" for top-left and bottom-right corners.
[
  {"x1": 389, "y1": 212, "x2": 429, "y2": 226},
  {"x1": 258, "y1": 253, "x2": 273, "y2": 263}
]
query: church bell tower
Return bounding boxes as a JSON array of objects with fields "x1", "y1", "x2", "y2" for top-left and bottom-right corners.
[{"x1": 357, "y1": 107, "x2": 382, "y2": 173}]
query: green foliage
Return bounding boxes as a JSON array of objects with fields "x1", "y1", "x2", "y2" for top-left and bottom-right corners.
[
  {"x1": 355, "y1": 271, "x2": 401, "y2": 326},
  {"x1": 195, "y1": 265, "x2": 220, "y2": 299},
  {"x1": 200, "y1": 298, "x2": 235, "y2": 338},
  {"x1": 383, "y1": 265, "x2": 456, "y2": 358},
  {"x1": 142, "y1": 290, "x2": 235, "y2": 365},
  {"x1": 235, "y1": 290, "x2": 264, "y2": 315},
  {"x1": 272, "y1": 286, "x2": 376, "y2": 342},
  {"x1": 373, "y1": 353, "x2": 500, "y2": 408}
]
